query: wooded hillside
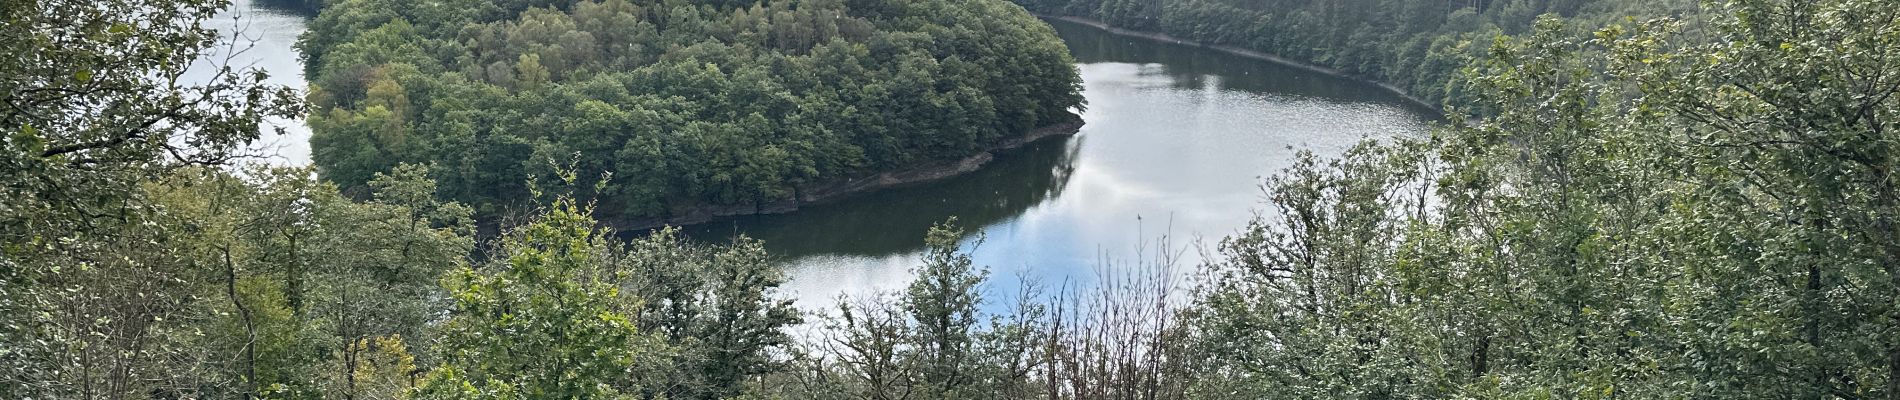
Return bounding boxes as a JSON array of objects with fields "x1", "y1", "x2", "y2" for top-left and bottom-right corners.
[{"x1": 300, "y1": 0, "x2": 1087, "y2": 219}]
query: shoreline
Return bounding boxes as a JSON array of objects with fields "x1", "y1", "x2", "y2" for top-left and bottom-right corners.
[
  {"x1": 1040, "y1": 15, "x2": 1442, "y2": 114},
  {"x1": 602, "y1": 14, "x2": 1443, "y2": 233},
  {"x1": 603, "y1": 115, "x2": 1086, "y2": 232}
]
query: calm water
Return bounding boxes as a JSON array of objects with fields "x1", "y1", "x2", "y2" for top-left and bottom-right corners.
[
  {"x1": 220, "y1": 10, "x2": 1434, "y2": 308},
  {"x1": 686, "y1": 18, "x2": 1436, "y2": 308},
  {"x1": 189, "y1": 0, "x2": 314, "y2": 166}
]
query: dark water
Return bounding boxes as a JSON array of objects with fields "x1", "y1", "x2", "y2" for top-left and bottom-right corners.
[
  {"x1": 188, "y1": 0, "x2": 315, "y2": 166},
  {"x1": 687, "y1": 18, "x2": 1436, "y2": 308}
]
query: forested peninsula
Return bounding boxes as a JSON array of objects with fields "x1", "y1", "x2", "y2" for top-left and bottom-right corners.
[{"x1": 299, "y1": 0, "x2": 1086, "y2": 223}]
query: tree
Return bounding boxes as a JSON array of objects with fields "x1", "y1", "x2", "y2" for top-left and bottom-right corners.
[
  {"x1": 785, "y1": 219, "x2": 1057, "y2": 399},
  {"x1": 1, "y1": 0, "x2": 301, "y2": 390},
  {"x1": 414, "y1": 197, "x2": 647, "y2": 399},
  {"x1": 8, "y1": 164, "x2": 472, "y2": 399},
  {"x1": 904, "y1": 220, "x2": 987, "y2": 398},
  {"x1": 610, "y1": 229, "x2": 800, "y2": 400},
  {"x1": 314, "y1": 164, "x2": 474, "y2": 398},
  {"x1": 1181, "y1": 2, "x2": 1900, "y2": 398},
  {"x1": 1605, "y1": 0, "x2": 1900, "y2": 396}
]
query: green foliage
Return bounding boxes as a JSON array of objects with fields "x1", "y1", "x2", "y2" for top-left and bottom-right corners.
[
  {"x1": 1176, "y1": 1, "x2": 1900, "y2": 398},
  {"x1": 411, "y1": 192, "x2": 803, "y2": 400},
  {"x1": 611, "y1": 228, "x2": 801, "y2": 399},
  {"x1": 904, "y1": 220, "x2": 987, "y2": 398},
  {"x1": 417, "y1": 197, "x2": 646, "y2": 399},
  {"x1": 6, "y1": 165, "x2": 472, "y2": 398},
  {"x1": 0, "y1": 0, "x2": 303, "y2": 391},
  {"x1": 299, "y1": 0, "x2": 1087, "y2": 219},
  {"x1": 1188, "y1": 141, "x2": 1440, "y2": 399}
]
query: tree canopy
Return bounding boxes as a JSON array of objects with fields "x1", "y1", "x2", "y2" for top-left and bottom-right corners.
[
  {"x1": 1170, "y1": 1, "x2": 1900, "y2": 397},
  {"x1": 298, "y1": 0, "x2": 1086, "y2": 220}
]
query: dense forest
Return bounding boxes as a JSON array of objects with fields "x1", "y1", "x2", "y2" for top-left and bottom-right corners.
[
  {"x1": 1011, "y1": 0, "x2": 1697, "y2": 107},
  {"x1": 7, "y1": 0, "x2": 1900, "y2": 399},
  {"x1": 298, "y1": 0, "x2": 1086, "y2": 220}
]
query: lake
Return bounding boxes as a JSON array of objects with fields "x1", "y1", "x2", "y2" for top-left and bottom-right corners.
[
  {"x1": 683, "y1": 18, "x2": 1436, "y2": 308},
  {"x1": 216, "y1": 9, "x2": 1435, "y2": 309},
  {"x1": 189, "y1": 0, "x2": 315, "y2": 166}
]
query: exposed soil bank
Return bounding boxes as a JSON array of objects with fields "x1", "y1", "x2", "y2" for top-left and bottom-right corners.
[
  {"x1": 1041, "y1": 15, "x2": 1442, "y2": 114},
  {"x1": 605, "y1": 114, "x2": 1086, "y2": 232}
]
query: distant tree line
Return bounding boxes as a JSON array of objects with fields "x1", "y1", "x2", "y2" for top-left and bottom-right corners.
[
  {"x1": 1012, "y1": 0, "x2": 1699, "y2": 108},
  {"x1": 298, "y1": 0, "x2": 1086, "y2": 220}
]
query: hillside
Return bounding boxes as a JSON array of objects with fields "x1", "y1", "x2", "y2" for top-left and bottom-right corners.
[{"x1": 299, "y1": 0, "x2": 1087, "y2": 220}]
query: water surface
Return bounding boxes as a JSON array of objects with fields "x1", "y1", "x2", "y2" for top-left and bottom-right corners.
[
  {"x1": 188, "y1": 0, "x2": 315, "y2": 166},
  {"x1": 686, "y1": 18, "x2": 1437, "y2": 308}
]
